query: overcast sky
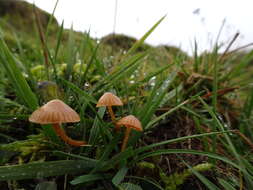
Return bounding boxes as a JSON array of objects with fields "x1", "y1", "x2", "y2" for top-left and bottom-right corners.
[{"x1": 26, "y1": 0, "x2": 253, "y2": 53}]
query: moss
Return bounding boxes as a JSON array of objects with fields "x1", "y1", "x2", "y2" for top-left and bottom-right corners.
[{"x1": 160, "y1": 163, "x2": 213, "y2": 190}]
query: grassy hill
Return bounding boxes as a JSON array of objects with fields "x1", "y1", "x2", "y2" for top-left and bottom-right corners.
[
  {"x1": 0, "y1": 0, "x2": 187, "y2": 64},
  {"x1": 0, "y1": 0, "x2": 58, "y2": 30}
]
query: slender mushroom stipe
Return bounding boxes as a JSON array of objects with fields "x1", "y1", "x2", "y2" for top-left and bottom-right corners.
[
  {"x1": 96, "y1": 92, "x2": 123, "y2": 131},
  {"x1": 116, "y1": 115, "x2": 143, "y2": 151},
  {"x1": 52, "y1": 124, "x2": 85, "y2": 147},
  {"x1": 107, "y1": 106, "x2": 116, "y2": 122},
  {"x1": 121, "y1": 127, "x2": 132, "y2": 151}
]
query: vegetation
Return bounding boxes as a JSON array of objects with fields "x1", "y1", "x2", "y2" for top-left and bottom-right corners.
[{"x1": 0, "y1": 1, "x2": 253, "y2": 190}]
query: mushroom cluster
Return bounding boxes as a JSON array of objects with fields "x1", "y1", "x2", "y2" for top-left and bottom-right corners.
[
  {"x1": 97, "y1": 92, "x2": 143, "y2": 151},
  {"x1": 29, "y1": 92, "x2": 143, "y2": 151}
]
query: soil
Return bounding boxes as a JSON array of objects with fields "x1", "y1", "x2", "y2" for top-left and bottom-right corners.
[{"x1": 138, "y1": 113, "x2": 218, "y2": 189}]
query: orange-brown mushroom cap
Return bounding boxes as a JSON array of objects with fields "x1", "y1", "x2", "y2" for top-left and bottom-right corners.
[
  {"x1": 29, "y1": 99, "x2": 80, "y2": 124},
  {"x1": 116, "y1": 115, "x2": 143, "y2": 131},
  {"x1": 96, "y1": 92, "x2": 123, "y2": 107}
]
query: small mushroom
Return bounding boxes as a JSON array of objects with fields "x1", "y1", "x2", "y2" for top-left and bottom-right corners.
[
  {"x1": 96, "y1": 92, "x2": 123, "y2": 130},
  {"x1": 29, "y1": 99, "x2": 86, "y2": 146},
  {"x1": 116, "y1": 115, "x2": 143, "y2": 151}
]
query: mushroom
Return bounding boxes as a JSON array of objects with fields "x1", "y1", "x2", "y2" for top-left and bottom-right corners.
[
  {"x1": 29, "y1": 99, "x2": 86, "y2": 146},
  {"x1": 96, "y1": 92, "x2": 123, "y2": 130},
  {"x1": 116, "y1": 115, "x2": 143, "y2": 151}
]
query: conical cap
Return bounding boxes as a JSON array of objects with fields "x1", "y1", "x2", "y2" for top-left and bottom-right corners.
[
  {"x1": 29, "y1": 99, "x2": 80, "y2": 124},
  {"x1": 116, "y1": 115, "x2": 143, "y2": 131},
  {"x1": 96, "y1": 92, "x2": 123, "y2": 107}
]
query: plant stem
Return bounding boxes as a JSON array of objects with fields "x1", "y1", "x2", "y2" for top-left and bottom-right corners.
[
  {"x1": 121, "y1": 127, "x2": 132, "y2": 152},
  {"x1": 52, "y1": 123, "x2": 86, "y2": 147}
]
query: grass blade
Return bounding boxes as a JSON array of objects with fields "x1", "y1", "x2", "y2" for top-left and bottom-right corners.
[
  {"x1": 0, "y1": 160, "x2": 95, "y2": 181},
  {"x1": 59, "y1": 78, "x2": 97, "y2": 104},
  {"x1": 139, "y1": 70, "x2": 177, "y2": 128},
  {"x1": 0, "y1": 35, "x2": 38, "y2": 110},
  {"x1": 126, "y1": 15, "x2": 166, "y2": 56},
  {"x1": 218, "y1": 178, "x2": 237, "y2": 190},
  {"x1": 93, "y1": 52, "x2": 146, "y2": 92},
  {"x1": 112, "y1": 167, "x2": 128, "y2": 186},
  {"x1": 135, "y1": 149, "x2": 240, "y2": 170},
  {"x1": 184, "y1": 161, "x2": 219, "y2": 190},
  {"x1": 134, "y1": 131, "x2": 232, "y2": 154},
  {"x1": 71, "y1": 173, "x2": 110, "y2": 185},
  {"x1": 119, "y1": 183, "x2": 143, "y2": 190}
]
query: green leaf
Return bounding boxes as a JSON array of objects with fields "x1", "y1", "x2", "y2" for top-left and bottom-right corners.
[
  {"x1": 65, "y1": 26, "x2": 77, "y2": 81},
  {"x1": 119, "y1": 183, "x2": 143, "y2": 190},
  {"x1": 54, "y1": 21, "x2": 64, "y2": 63},
  {"x1": 135, "y1": 149, "x2": 240, "y2": 171},
  {"x1": 0, "y1": 160, "x2": 95, "y2": 181},
  {"x1": 70, "y1": 173, "x2": 109, "y2": 185},
  {"x1": 126, "y1": 15, "x2": 166, "y2": 56},
  {"x1": 0, "y1": 34, "x2": 38, "y2": 110},
  {"x1": 0, "y1": 113, "x2": 28, "y2": 120},
  {"x1": 93, "y1": 52, "x2": 146, "y2": 92},
  {"x1": 145, "y1": 98, "x2": 189, "y2": 129},
  {"x1": 126, "y1": 176, "x2": 163, "y2": 190},
  {"x1": 88, "y1": 107, "x2": 106, "y2": 145},
  {"x1": 123, "y1": 63, "x2": 172, "y2": 94},
  {"x1": 134, "y1": 131, "x2": 231, "y2": 154},
  {"x1": 139, "y1": 70, "x2": 177, "y2": 128},
  {"x1": 218, "y1": 178, "x2": 237, "y2": 190},
  {"x1": 59, "y1": 78, "x2": 97, "y2": 104},
  {"x1": 184, "y1": 161, "x2": 219, "y2": 190},
  {"x1": 112, "y1": 167, "x2": 128, "y2": 186},
  {"x1": 90, "y1": 133, "x2": 122, "y2": 173},
  {"x1": 35, "y1": 181, "x2": 57, "y2": 190},
  {"x1": 199, "y1": 97, "x2": 247, "y2": 173},
  {"x1": 53, "y1": 151, "x2": 99, "y2": 163},
  {"x1": 103, "y1": 148, "x2": 134, "y2": 171},
  {"x1": 45, "y1": 0, "x2": 59, "y2": 39}
]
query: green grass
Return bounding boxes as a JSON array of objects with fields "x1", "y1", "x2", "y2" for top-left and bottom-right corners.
[{"x1": 0, "y1": 3, "x2": 253, "y2": 190}]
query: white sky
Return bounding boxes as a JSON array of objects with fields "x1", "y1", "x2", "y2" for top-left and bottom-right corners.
[{"x1": 26, "y1": 0, "x2": 253, "y2": 53}]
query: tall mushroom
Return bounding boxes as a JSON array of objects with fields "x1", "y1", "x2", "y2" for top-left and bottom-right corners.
[
  {"x1": 116, "y1": 115, "x2": 143, "y2": 151},
  {"x1": 29, "y1": 99, "x2": 86, "y2": 146},
  {"x1": 96, "y1": 92, "x2": 123, "y2": 131}
]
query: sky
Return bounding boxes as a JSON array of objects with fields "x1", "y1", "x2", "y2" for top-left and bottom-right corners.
[{"x1": 26, "y1": 0, "x2": 253, "y2": 53}]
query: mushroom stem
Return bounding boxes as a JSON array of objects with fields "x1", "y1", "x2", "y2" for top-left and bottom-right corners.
[
  {"x1": 121, "y1": 127, "x2": 132, "y2": 151},
  {"x1": 107, "y1": 106, "x2": 120, "y2": 131},
  {"x1": 107, "y1": 106, "x2": 115, "y2": 122},
  {"x1": 52, "y1": 124, "x2": 86, "y2": 147}
]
